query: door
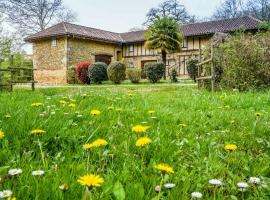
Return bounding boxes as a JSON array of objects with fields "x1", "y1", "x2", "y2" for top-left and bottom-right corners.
[
  {"x1": 95, "y1": 54, "x2": 112, "y2": 65},
  {"x1": 141, "y1": 60, "x2": 157, "y2": 79}
]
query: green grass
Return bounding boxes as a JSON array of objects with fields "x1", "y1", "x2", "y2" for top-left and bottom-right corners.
[{"x1": 0, "y1": 85, "x2": 269, "y2": 199}]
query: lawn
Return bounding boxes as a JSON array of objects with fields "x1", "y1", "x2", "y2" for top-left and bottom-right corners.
[{"x1": 0, "y1": 85, "x2": 269, "y2": 200}]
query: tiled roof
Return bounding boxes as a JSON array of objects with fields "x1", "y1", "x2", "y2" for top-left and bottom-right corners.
[{"x1": 25, "y1": 16, "x2": 261, "y2": 43}]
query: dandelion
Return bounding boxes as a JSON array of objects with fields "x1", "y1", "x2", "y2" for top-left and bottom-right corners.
[
  {"x1": 191, "y1": 192, "x2": 203, "y2": 198},
  {"x1": 148, "y1": 110, "x2": 155, "y2": 115},
  {"x1": 107, "y1": 106, "x2": 113, "y2": 110},
  {"x1": 68, "y1": 103, "x2": 76, "y2": 108},
  {"x1": 59, "y1": 100, "x2": 66, "y2": 104},
  {"x1": 0, "y1": 131, "x2": 5, "y2": 140},
  {"x1": 77, "y1": 174, "x2": 104, "y2": 188},
  {"x1": 136, "y1": 137, "x2": 152, "y2": 147},
  {"x1": 249, "y1": 177, "x2": 261, "y2": 184},
  {"x1": 237, "y1": 182, "x2": 248, "y2": 191},
  {"x1": 155, "y1": 163, "x2": 174, "y2": 174},
  {"x1": 83, "y1": 139, "x2": 108, "y2": 150},
  {"x1": 59, "y1": 183, "x2": 69, "y2": 191},
  {"x1": 255, "y1": 112, "x2": 262, "y2": 117},
  {"x1": 128, "y1": 93, "x2": 133, "y2": 97},
  {"x1": 132, "y1": 125, "x2": 150, "y2": 133},
  {"x1": 164, "y1": 183, "x2": 175, "y2": 189},
  {"x1": 31, "y1": 170, "x2": 45, "y2": 176},
  {"x1": 224, "y1": 144, "x2": 237, "y2": 151},
  {"x1": 90, "y1": 110, "x2": 101, "y2": 116},
  {"x1": 83, "y1": 143, "x2": 94, "y2": 150},
  {"x1": 8, "y1": 169, "x2": 22, "y2": 176},
  {"x1": 0, "y1": 190, "x2": 12, "y2": 198},
  {"x1": 31, "y1": 129, "x2": 46, "y2": 134},
  {"x1": 31, "y1": 102, "x2": 43, "y2": 107},
  {"x1": 70, "y1": 99, "x2": 76, "y2": 103},
  {"x1": 209, "y1": 179, "x2": 223, "y2": 186}
]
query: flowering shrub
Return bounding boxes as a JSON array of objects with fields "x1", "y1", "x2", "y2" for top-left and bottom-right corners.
[{"x1": 76, "y1": 61, "x2": 91, "y2": 84}]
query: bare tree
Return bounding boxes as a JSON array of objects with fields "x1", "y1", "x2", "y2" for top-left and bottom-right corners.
[
  {"x1": 245, "y1": 0, "x2": 270, "y2": 22},
  {"x1": 212, "y1": 0, "x2": 244, "y2": 20},
  {"x1": 144, "y1": 0, "x2": 193, "y2": 25},
  {"x1": 0, "y1": 0, "x2": 77, "y2": 35}
]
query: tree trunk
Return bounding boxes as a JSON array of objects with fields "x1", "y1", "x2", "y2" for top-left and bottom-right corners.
[{"x1": 161, "y1": 50, "x2": 167, "y2": 79}]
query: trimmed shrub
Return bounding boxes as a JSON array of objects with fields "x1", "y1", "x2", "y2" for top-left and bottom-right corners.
[
  {"x1": 107, "y1": 61, "x2": 126, "y2": 84},
  {"x1": 187, "y1": 58, "x2": 199, "y2": 82},
  {"x1": 170, "y1": 68, "x2": 178, "y2": 82},
  {"x1": 67, "y1": 66, "x2": 77, "y2": 84},
  {"x1": 88, "y1": 62, "x2": 108, "y2": 84},
  {"x1": 144, "y1": 62, "x2": 165, "y2": 83},
  {"x1": 126, "y1": 67, "x2": 141, "y2": 83},
  {"x1": 76, "y1": 61, "x2": 91, "y2": 84}
]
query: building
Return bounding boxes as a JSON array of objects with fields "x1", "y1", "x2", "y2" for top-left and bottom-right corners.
[{"x1": 25, "y1": 16, "x2": 261, "y2": 84}]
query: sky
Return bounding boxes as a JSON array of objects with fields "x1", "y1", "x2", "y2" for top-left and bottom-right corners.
[{"x1": 64, "y1": 0, "x2": 223, "y2": 33}]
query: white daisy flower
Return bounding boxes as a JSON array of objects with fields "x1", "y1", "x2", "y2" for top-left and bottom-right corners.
[
  {"x1": 209, "y1": 179, "x2": 223, "y2": 185},
  {"x1": 191, "y1": 192, "x2": 203, "y2": 198},
  {"x1": 151, "y1": 116, "x2": 157, "y2": 119},
  {"x1": 249, "y1": 177, "x2": 261, "y2": 184},
  {"x1": 31, "y1": 170, "x2": 45, "y2": 176},
  {"x1": 141, "y1": 122, "x2": 148, "y2": 124},
  {"x1": 0, "y1": 190, "x2": 12, "y2": 198},
  {"x1": 164, "y1": 183, "x2": 175, "y2": 189},
  {"x1": 77, "y1": 114, "x2": 83, "y2": 118},
  {"x1": 8, "y1": 168, "x2": 22, "y2": 176},
  {"x1": 237, "y1": 182, "x2": 249, "y2": 191}
]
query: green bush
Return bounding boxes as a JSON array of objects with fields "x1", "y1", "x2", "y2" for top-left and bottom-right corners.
[
  {"x1": 144, "y1": 62, "x2": 165, "y2": 83},
  {"x1": 170, "y1": 68, "x2": 178, "y2": 82},
  {"x1": 187, "y1": 58, "x2": 199, "y2": 82},
  {"x1": 88, "y1": 62, "x2": 108, "y2": 84},
  {"x1": 126, "y1": 68, "x2": 141, "y2": 83},
  {"x1": 67, "y1": 66, "x2": 77, "y2": 84},
  {"x1": 107, "y1": 61, "x2": 126, "y2": 84}
]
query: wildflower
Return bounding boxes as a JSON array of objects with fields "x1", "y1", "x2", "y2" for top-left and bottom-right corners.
[
  {"x1": 77, "y1": 174, "x2": 104, "y2": 188},
  {"x1": 151, "y1": 116, "x2": 157, "y2": 119},
  {"x1": 154, "y1": 185, "x2": 161, "y2": 193},
  {"x1": 224, "y1": 144, "x2": 237, "y2": 151},
  {"x1": 115, "y1": 108, "x2": 123, "y2": 112},
  {"x1": 255, "y1": 112, "x2": 262, "y2": 117},
  {"x1": 0, "y1": 190, "x2": 12, "y2": 198},
  {"x1": 31, "y1": 103, "x2": 43, "y2": 107},
  {"x1": 209, "y1": 179, "x2": 223, "y2": 186},
  {"x1": 249, "y1": 177, "x2": 260, "y2": 184},
  {"x1": 148, "y1": 110, "x2": 155, "y2": 115},
  {"x1": 132, "y1": 125, "x2": 150, "y2": 133},
  {"x1": 136, "y1": 137, "x2": 152, "y2": 147},
  {"x1": 91, "y1": 110, "x2": 101, "y2": 116},
  {"x1": 83, "y1": 139, "x2": 108, "y2": 150},
  {"x1": 8, "y1": 169, "x2": 22, "y2": 176},
  {"x1": 0, "y1": 131, "x2": 5, "y2": 140},
  {"x1": 31, "y1": 129, "x2": 46, "y2": 135},
  {"x1": 68, "y1": 103, "x2": 76, "y2": 108},
  {"x1": 164, "y1": 183, "x2": 175, "y2": 189},
  {"x1": 237, "y1": 182, "x2": 248, "y2": 191},
  {"x1": 59, "y1": 183, "x2": 69, "y2": 191},
  {"x1": 191, "y1": 192, "x2": 203, "y2": 198},
  {"x1": 128, "y1": 93, "x2": 133, "y2": 97},
  {"x1": 31, "y1": 170, "x2": 45, "y2": 176},
  {"x1": 107, "y1": 106, "x2": 113, "y2": 110},
  {"x1": 62, "y1": 96, "x2": 68, "y2": 99},
  {"x1": 59, "y1": 100, "x2": 66, "y2": 104},
  {"x1": 70, "y1": 99, "x2": 76, "y2": 103},
  {"x1": 155, "y1": 163, "x2": 174, "y2": 174},
  {"x1": 83, "y1": 143, "x2": 94, "y2": 150}
]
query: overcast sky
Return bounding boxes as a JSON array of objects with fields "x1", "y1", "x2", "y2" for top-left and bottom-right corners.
[{"x1": 64, "y1": 0, "x2": 223, "y2": 32}]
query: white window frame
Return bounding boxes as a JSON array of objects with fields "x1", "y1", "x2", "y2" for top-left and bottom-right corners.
[
  {"x1": 183, "y1": 38, "x2": 188, "y2": 48},
  {"x1": 128, "y1": 45, "x2": 134, "y2": 53},
  {"x1": 51, "y1": 39, "x2": 57, "y2": 47}
]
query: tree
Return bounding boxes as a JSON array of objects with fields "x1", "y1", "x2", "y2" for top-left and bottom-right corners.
[
  {"x1": 0, "y1": 0, "x2": 77, "y2": 35},
  {"x1": 245, "y1": 0, "x2": 270, "y2": 23},
  {"x1": 144, "y1": 0, "x2": 193, "y2": 25},
  {"x1": 212, "y1": 0, "x2": 244, "y2": 19},
  {"x1": 145, "y1": 17, "x2": 182, "y2": 78}
]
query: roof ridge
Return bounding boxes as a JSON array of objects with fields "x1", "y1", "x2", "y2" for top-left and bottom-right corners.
[{"x1": 62, "y1": 22, "x2": 68, "y2": 33}]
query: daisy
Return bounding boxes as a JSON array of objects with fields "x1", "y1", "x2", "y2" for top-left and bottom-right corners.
[
  {"x1": 0, "y1": 190, "x2": 12, "y2": 198},
  {"x1": 237, "y1": 182, "x2": 248, "y2": 191},
  {"x1": 164, "y1": 183, "x2": 175, "y2": 189},
  {"x1": 209, "y1": 179, "x2": 223, "y2": 186},
  {"x1": 249, "y1": 177, "x2": 261, "y2": 184},
  {"x1": 59, "y1": 183, "x2": 69, "y2": 191},
  {"x1": 191, "y1": 192, "x2": 203, "y2": 198},
  {"x1": 32, "y1": 170, "x2": 45, "y2": 176},
  {"x1": 8, "y1": 169, "x2": 22, "y2": 176}
]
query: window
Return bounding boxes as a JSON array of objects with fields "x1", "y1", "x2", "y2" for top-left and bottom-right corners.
[
  {"x1": 182, "y1": 38, "x2": 188, "y2": 48},
  {"x1": 128, "y1": 45, "x2": 134, "y2": 53},
  {"x1": 51, "y1": 39, "x2": 57, "y2": 47}
]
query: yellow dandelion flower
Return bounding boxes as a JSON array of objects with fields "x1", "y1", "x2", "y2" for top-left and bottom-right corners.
[
  {"x1": 91, "y1": 110, "x2": 101, "y2": 116},
  {"x1": 132, "y1": 125, "x2": 150, "y2": 133},
  {"x1": 78, "y1": 174, "x2": 104, "y2": 187},
  {"x1": 148, "y1": 110, "x2": 155, "y2": 115},
  {"x1": 60, "y1": 100, "x2": 66, "y2": 104},
  {"x1": 128, "y1": 93, "x2": 133, "y2": 97},
  {"x1": 107, "y1": 98, "x2": 113, "y2": 101},
  {"x1": 155, "y1": 163, "x2": 174, "y2": 174},
  {"x1": 68, "y1": 103, "x2": 76, "y2": 108},
  {"x1": 31, "y1": 129, "x2": 46, "y2": 134},
  {"x1": 107, "y1": 106, "x2": 113, "y2": 110},
  {"x1": 31, "y1": 102, "x2": 43, "y2": 107},
  {"x1": 0, "y1": 131, "x2": 5, "y2": 140},
  {"x1": 70, "y1": 99, "x2": 76, "y2": 103},
  {"x1": 255, "y1": 112, "x2": 262, "y2": 117},
  {"x1": 136, "y1": 137, "x2": 152, "y2": 147},
  {"x1": 91, "y1": 139, "x2": 108, "y2": 147},
  {"x1": 62, "y1": 96, "x2": 68, "y2": 99},
  {"x1": 83, "y1": 143, "x2": 94, "y2": 150},
  {"x1": 224, "y1": 144, "x2": 237, "y2": 151}
]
